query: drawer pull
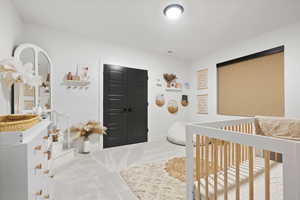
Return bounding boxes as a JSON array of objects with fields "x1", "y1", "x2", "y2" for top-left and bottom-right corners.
[
  {"x1": 44, "y1": 170, "x2": 50, "y2": 174},
  {"x1": 44, "y1": 194, "x2": 50, "y2": 199},
  {"x1": 35, "y1": 164, "x2": 42, "y2": 170},
  {"x1": 44, "y1": 151, "x2": 52, "y2": 160},
  {"x1": 43, "y1": 136, "x2": 49, "y2": 140},
  {"x1": 48, "y1": 129, "x2": 60, "y2": 135},
  {"x1": 35, "y1": 190, "x2": 43, "y2": 196},
  {"x1": 34, "y1": 145, "x2": 42, "y2": 151}
]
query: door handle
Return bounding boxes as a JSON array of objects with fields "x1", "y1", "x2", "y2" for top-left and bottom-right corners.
[
  {"x1": 122, "y1": 108, "x2": 128, "y2": 113},
  {"x1": 128, "y1": 108, "x2": 132, "y2": 112}
]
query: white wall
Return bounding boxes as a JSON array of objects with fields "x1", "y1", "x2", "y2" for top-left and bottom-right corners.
[
  {"x1": 20, "y1": 24, "x2": 191, "y2": 143},
  {"x1": 189, "y1": 22, "x2": 300, "y2": 122},
  {"x1": 0, "y1": 0, "x2": 22, "y2": 114}
]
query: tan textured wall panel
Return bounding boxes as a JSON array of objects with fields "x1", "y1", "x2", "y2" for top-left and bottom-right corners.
[{"x1": 218, "y1": 52, "x2": 284, "y2": 116}]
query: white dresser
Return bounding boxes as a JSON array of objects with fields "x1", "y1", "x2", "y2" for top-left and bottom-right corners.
[{"x1": 0, "y1": 120, "x2": 52, "y2": 200}]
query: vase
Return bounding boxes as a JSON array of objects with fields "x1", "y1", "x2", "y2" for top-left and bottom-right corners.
[{"x1": 81, "y1": 137, "x2": 91, "y2": 154}]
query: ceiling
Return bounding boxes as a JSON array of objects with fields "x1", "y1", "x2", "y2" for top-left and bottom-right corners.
[{"x1": 12, "y1": 0, "x2": 300, "y2": 62}]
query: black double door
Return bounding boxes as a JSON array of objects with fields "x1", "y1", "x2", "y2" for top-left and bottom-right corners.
[{"x1": 103, "y1": 64, "x2": 148, "y2": 148}]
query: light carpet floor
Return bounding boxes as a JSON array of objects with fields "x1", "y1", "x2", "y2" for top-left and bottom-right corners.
[{"x1": 121, "y1": 157, "x2": 283, "y2": 200}]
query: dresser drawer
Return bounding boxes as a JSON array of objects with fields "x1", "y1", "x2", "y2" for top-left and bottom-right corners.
[
  {"x1": 27, "y1": 130, "x2": 49, "y2": 167},
  {"x1": 28, "y1": 162, "x2": 52, "y2": 200}
]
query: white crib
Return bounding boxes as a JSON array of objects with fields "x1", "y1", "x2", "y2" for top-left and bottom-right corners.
[{"x1": 185, "y1": 117, "x2": 300, "y2": 200}]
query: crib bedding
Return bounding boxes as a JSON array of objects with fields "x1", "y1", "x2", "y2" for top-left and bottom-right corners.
[{"x1": 255, "y1": 117, "x2": 300, "y2": 140}]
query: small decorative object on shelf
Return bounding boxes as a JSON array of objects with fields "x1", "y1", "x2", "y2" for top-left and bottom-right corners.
[
  {"x1": 67, "y1": 72, "x2": 73, "y2": 80},
  {"x1": 80, "y1": 66, "x2": 89, "y2": 81},
  {"x1": 63, "y1": 65, "x2": 90, "y2": 89},
  {"x1": 163, "y1": 73, "x2": 177, "y2": 88},
  {"x1": 73, "y1": 66, "x2": 80, "y2": 81},
  {"x1": 71, "y1": 121, "x2": 107, "y2": 154},
  {"x1": 163, "y1": 73, "x2": 183, "y2": 92},
  {"x1": 175, "y1": 82, "x2": 182, "y2": 89}
]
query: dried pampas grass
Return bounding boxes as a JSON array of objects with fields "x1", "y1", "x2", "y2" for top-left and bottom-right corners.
[{"x1": 70, "y1": 121, "x2": 107, "y2": 139}]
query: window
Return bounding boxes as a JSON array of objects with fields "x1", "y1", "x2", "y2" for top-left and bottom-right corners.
[{"x1": 217, "y1": 46, "x2": 284, "y2": 117}]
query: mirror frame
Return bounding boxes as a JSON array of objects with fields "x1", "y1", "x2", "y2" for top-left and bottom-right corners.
[{"x1": 12, "y1": 43, "x2": 53, "y2": 114}]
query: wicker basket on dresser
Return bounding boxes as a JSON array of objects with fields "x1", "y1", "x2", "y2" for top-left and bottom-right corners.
[{"x1": 0, "y1": 120, "x2": 53, "y2": 200}]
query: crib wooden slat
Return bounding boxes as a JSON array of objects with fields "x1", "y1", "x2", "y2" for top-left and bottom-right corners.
[
  {"x1": 246, "y1": 124, "x2": 250, "y2": 160},
  {"x1": 201, "y1": 136, "x2": 204, "y2": 160},
  {"x1": 249, "y1": 146, "x2": 254, "y2": 200},
  {"x1": 205, "y1": 137, "x2": 209, "y2": 200},
  {"x1": 196, "y1": 135, "x2": 201, "y2": 200},
  {"x1": 243, "y1": 124, "x2": 247, "y2": 161},
  {"x1": 228, "y1": 142, "x2": 231, "y2": 168},
  {"x1": 232, "y1": 142, "x2": 235, "y2": 166},
  {"x1": 236, "y1": 144, "x2": 241, "y2": 200},
  {"x1": 224, "y1": 142, "x2": 228, "y2": 200},
  {"x1": 241, "y1": 151, "x2": 244, "y2": 162},
  {"x1": 214, "y1": 140, "x2": 218, "y2": 200},
  {"x1": 250, "y1": 123, "x2": 256, "y2": 168},
  {"x1": 232, "y1": 126, "x2": 235, "y2": 166},
  {"x1": 264, "y1": 150, "x2": 271, "y2": 200},
  {"x1": 227, "y1": 126, "x2": 231, "y2": 167},
  {"x1": 220, "y1": 141, "x2": 223, "y2": 170},
  {"x1": 211, "y1": 142, "x2": 214, "y2": 164}
]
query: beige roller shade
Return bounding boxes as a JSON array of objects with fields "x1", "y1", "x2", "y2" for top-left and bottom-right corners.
[{"x1": 217, "y1": 51, "x2": 284, "y2": 117}]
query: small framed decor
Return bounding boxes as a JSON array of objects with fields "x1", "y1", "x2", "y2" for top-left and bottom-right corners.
[
  {"x1": 197, "y1": 94, "x2": 208, "y2": 114},
  {"x1": 197, "y1": 68, "x2": 208, "y2": 90}
]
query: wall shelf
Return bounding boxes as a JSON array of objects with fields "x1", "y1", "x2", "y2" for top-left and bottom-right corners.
[
  {"x1": 63, "y1": 80, "x2": 90, "y2": 88},
  {"x1": 165, "y1": 88, "x2": 182, "y2": 92}
]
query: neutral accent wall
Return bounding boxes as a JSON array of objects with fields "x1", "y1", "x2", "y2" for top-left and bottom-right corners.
[
  {"x1": 0, "y1": 0, "x2": 23, "y2": 114},
  {"x1": 189, "y1": 22, "x2": 300, "y2": 122},
  {"x1": 20, "y1": 24, "x2": 191, "y2": 143}
]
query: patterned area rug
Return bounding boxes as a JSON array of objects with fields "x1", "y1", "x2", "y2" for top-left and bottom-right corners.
[
  {"x1": 165, "y1": 157, "x2": 218, "y2": 182},
  {"x1": 121, "y1": 161, "x2": 186, "y2": 200},
  {"x1": 120, "y1": 157, "x2": 217, "y2": 200}
]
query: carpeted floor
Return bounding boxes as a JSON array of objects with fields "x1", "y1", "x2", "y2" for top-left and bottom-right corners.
[{"x1": 121, "y1": 157, "x2": 283, "y2": 200}]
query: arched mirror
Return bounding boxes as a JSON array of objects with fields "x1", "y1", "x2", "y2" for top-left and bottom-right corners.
[
  {"x1": 18, "y1": 47, "x2": 36, "y2": 111},
  {"x1": 12, "y1": 44, "x2": 53, "y2": 115},
  {"x1": 38, "y1": 52, "x2": 51, "y2": 110}
]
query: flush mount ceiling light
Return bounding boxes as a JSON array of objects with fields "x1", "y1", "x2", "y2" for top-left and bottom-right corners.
[{"x1": 163, "y1": 4, "x2": 184, "y2": 20}]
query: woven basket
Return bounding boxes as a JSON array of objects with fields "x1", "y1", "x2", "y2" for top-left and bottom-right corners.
[{"x1": 0, "y1": 114, "x2": 40, "y2": 132}]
